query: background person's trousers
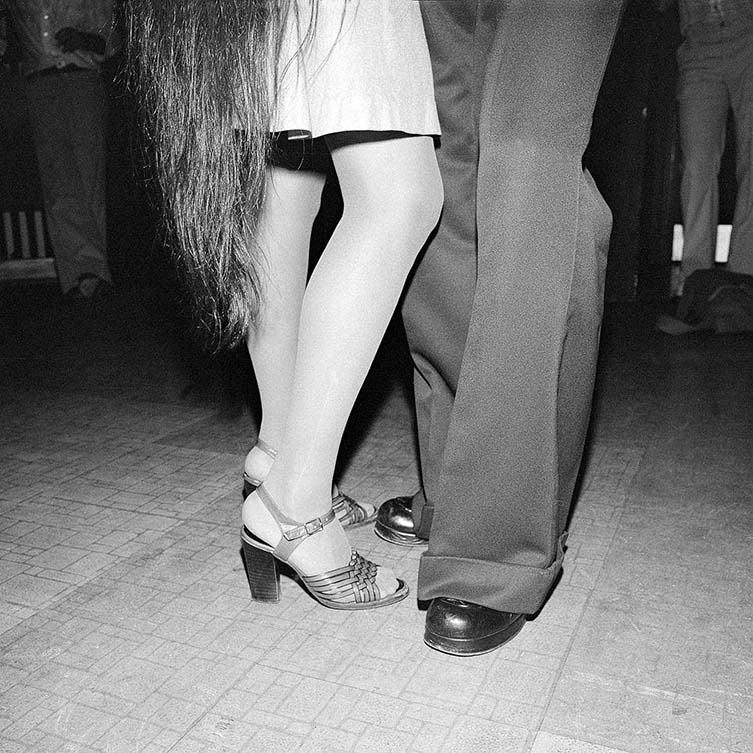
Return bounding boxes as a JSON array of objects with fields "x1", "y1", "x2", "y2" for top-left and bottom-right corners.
[
  {"x1": 25, "y1": 69, "x2": 111, "y2": 294},
  {"x1": 404, "y1": 0, "x2": 623, "y2": 615},
  {"x1": 677, "y1": 32, "x2": 753, "y2": 278}
]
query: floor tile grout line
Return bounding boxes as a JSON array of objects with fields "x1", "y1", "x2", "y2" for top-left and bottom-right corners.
[{"x1": 526, "y1": 444, "x2": 649, "y2": 753}]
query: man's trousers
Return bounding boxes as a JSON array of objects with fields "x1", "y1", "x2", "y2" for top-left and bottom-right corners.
[{"x1": 404, "y1": 0, "x2": 624, "y2": 615}]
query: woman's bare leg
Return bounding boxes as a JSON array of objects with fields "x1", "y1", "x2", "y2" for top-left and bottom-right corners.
[
  {"x1": 244, "y1": 166, "x2": 326, "y2": 483},
  {"x1": 243, "y1": 134, "x2": 442, "y2": 583}
]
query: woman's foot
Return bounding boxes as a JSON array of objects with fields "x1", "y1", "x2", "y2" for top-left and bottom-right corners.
[{"x1": 241, "y1": 486, "x2": 401, "y2": 599}]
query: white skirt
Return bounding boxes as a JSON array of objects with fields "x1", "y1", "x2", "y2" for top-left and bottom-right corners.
[{"x1": 272, "y1": 0, "x2": 440, "y2": 139}]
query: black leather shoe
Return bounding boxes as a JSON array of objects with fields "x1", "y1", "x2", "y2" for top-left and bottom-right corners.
[
  {"x1": 374, "y1": 496, "x2": 428, "y2": 546},
  {"x1": 424, "y1": 598, "x2": 525, "y2": 656}
]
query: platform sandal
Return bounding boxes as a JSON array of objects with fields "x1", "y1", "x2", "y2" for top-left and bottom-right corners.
[
  {"x1": 242, "y1": 440, "x2": 377, "y2": 529},
  {"x1": 241, "y1": 486, "x2": 408, "y2": 610}
]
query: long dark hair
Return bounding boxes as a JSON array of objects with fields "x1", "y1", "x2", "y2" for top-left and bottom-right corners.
[{"x1": 127, "y1": 0, "x2": 303, "y2": 350}]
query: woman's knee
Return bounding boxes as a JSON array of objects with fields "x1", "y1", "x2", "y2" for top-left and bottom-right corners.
[
  {"x1": 392, "y1": 166, "x2": 443, "y2": 236},
  {"x1": 366, "y1": 159, "x2": 443, "y2": 239},
  {"x1": 334, "y1": 136, "x2": 443, "y2": 237}
]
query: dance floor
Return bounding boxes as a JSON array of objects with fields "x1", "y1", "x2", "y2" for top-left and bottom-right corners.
[{"x1": 1, "y1": 281, "x2": 751, "y2": 753}]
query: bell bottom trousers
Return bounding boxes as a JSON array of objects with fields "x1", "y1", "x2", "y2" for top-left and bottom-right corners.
[{"x1": 403, "y1": 0, "x2": 624, "y2": 614}]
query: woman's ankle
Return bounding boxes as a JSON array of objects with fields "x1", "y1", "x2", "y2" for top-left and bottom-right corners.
[
  {"x1": 260, "y1": 475, "x2": 334, "y2": 524},
  {"x1": 243, "y1": 487, "x2": 353, "y2": 573}
]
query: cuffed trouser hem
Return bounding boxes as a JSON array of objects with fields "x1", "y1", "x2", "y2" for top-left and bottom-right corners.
[{"x1": 417, "y1": 536, "x2": 567, "y2": 616}]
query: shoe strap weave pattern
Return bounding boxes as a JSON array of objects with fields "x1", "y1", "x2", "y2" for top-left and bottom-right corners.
[
  {"x1": 302, "y1": 550, "x2": 380, "y2": 605},
  {"x1": 332, "y1": 493, "x2": 372, "y2": 526}
]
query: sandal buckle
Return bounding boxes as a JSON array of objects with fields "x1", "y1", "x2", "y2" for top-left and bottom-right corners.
[{"x1": 304, "y1": 518, "x2": 324, "y2": 535}]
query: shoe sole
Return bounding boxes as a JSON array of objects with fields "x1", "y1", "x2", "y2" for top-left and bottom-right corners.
[
  {"x1": 314, "y1": 578, "x2": 410, "y2": 610},
  {"x1": 424, "y1": 613, "x2": 526, "y2": 656},
  {"x1": 374, "y1": 522, "x2": 428, "y2": 547}
]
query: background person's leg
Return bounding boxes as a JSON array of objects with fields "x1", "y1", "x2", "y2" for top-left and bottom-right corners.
[
  {"x1": 26, "y1": 73, "x2": 110, "y2": 293},
  {"x1": 676, "y1": 42, "x2": 729, "y2": 281},
  {"x1": 726, "y1": 35, "x2": 753, "y2": 276},
  {"x1": 68, "y1": 71, "x2": 111, "y2": 287}
]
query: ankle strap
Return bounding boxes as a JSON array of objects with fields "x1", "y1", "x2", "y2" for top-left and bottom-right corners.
[
  {"x1": 254, "y1": 438, "x2": 278, "y2": 460},
  {"x1": 256, "y1": 486, "x2": 335, "y2": 561},
  {"x1": 281, "y1": 509, "x2": 335, "y2": 542}
]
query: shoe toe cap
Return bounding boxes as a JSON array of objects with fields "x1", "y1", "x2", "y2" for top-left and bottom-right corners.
[
  {"x1": 426, "y1": 598, "x2": 522, "y2": 640},
  {"x1": 376, "y1": 496, "x2": 415, "y2": 533}
]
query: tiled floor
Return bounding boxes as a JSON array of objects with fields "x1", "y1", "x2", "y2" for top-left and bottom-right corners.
[{"x1": 1, "y1": 282, "x2": 751, "y2": 753}]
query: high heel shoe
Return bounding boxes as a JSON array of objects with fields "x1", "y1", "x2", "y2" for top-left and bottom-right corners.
[
  {"x1": 243, "y1": 440, "x2": 377, "y2": 529},
  {"x1": 241, "y1": 486, "x2": 408, "y2": 610}
]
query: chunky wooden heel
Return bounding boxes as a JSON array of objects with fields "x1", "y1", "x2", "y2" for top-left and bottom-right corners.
[{"x1": 241, "y1": 529, "x2": 281, "y2": 602}]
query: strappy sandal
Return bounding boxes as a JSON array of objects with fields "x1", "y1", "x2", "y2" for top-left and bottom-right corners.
[
  {"x1": 243, "y1": 440, "x2": 377, "y2": 529},
  {"x1": 241, "y1": 486, "x2": 408, "y2": 610},
  {"x1": 331, "y1": 490, "x2": 376, "y2": 528}
]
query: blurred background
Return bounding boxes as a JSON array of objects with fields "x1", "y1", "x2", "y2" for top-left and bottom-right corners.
[{"x1": 0, "y1": 0, "x2": 740, "y2": 307}]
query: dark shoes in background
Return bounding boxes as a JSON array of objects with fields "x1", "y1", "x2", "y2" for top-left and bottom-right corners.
[
  {"x1": 64, "y1": 274, "x2": 112, "y2": 302},
  {"x1": 657, "y1": 268, "x2": 753, "y2": 335}
]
